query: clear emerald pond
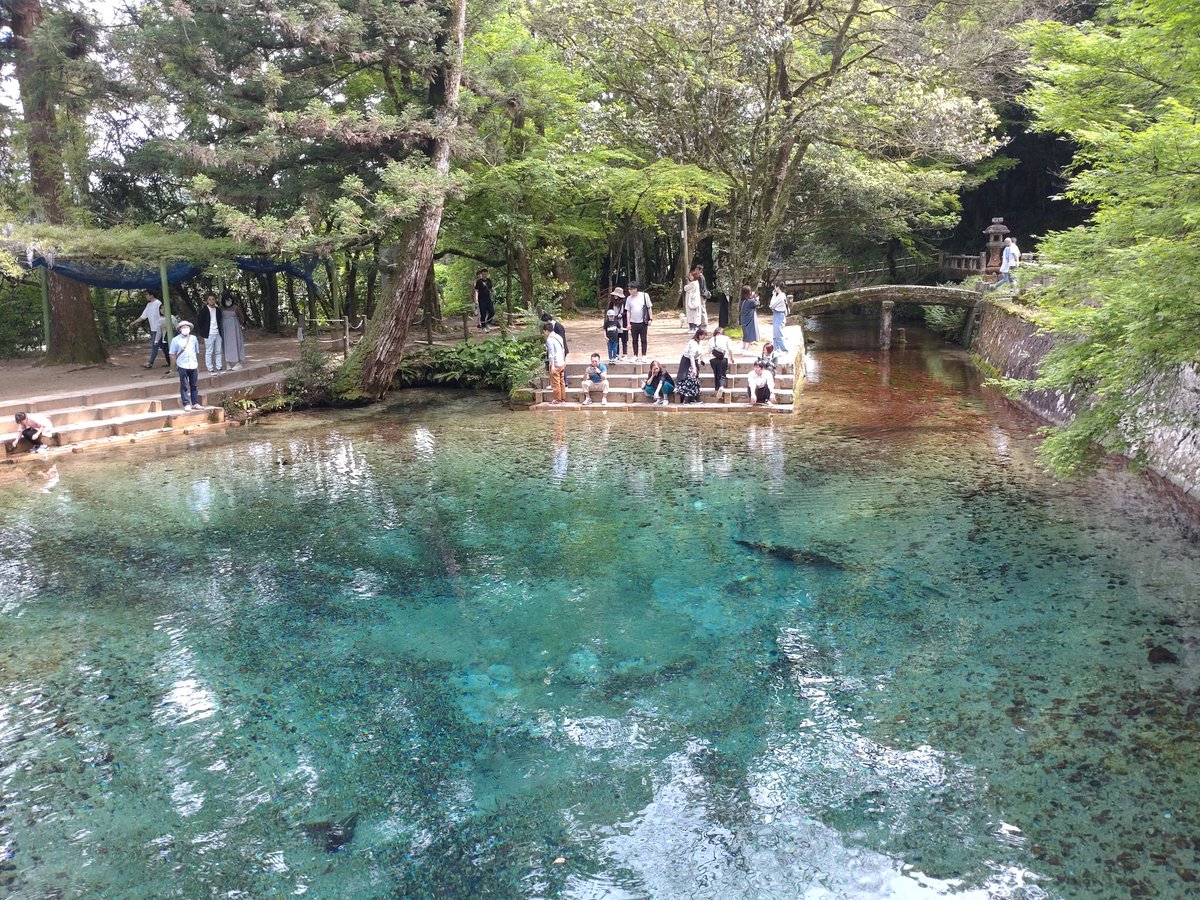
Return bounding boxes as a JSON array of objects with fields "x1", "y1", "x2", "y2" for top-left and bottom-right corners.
[{"x1": 1, "y1": 323, "x2": 1198, "y2": 898}]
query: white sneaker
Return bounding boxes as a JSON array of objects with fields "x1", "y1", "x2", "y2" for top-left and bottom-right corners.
[
  {"x1": 33, "y1": 445, "x2": 48, "y2": 455},
  {"x1": 232, "y1": 363, "x2": 243, "y2": 371},
  {"x1": 601, "y1": 398, "x2": 608, "y2": 406},
  {"x1": 582, "y1": 397, "x2": 592, "y2": 405},
  {"x1": 183, "y1": 404, "x2": 193, "y2": 411}
]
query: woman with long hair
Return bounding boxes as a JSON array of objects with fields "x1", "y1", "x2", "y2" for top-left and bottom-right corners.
[
  {"x1": 738, "y1": 285, "x2": 760, "y2": 351},
  {"x1": 642, "y1": 360, "x2": 675, "y2": 406}
]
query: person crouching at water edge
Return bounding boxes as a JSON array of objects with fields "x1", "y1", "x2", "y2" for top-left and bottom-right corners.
[
  {"x1": 643, "y1": 360, "x2": 674, "y2": 406},
  {"x1": 543, "y1": 321, "x2": 567, "y2": 404},
  {"x1": 9, "y1": 411, "x2": 53, "y2": 455},
  {"x1": 170, "y1": 321, "x2": 203, "y2": 411},
  {"x1": 747, "y1": 361, "x2": 774, "y2": 406},
  {"x1": 579, "y1": 353, "x2": 609, "y2": 405}
]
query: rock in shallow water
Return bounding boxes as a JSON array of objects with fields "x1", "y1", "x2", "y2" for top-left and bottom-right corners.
[{"x1": 1148, "y1": 646, "x2": 1180, "y2": 665}]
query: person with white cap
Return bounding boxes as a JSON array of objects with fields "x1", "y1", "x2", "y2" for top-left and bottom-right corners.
[
  {"x1": 604, "y1": 288, "x2": 626, "y2": 362},
  {"x1": 169, "y1": 321, "x2": 202, "y2": 411}
]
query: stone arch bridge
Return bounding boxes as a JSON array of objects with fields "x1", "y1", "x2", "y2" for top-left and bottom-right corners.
[{"x1": 790, "y1": 284, "x2": 984, "y2": 349}]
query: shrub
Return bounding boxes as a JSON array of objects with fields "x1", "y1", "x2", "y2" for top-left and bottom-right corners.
[
  {"x1": 922, "y1": 304, "x2": 967, "y2": 337},
  {"x1": 393, "y1": 336, "x2": 544, "y2": 392}
]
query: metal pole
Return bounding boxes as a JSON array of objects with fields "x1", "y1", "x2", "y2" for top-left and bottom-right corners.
[
  {"x1": 37, "y1": 266, "x2": 50, "y2": 351},
  {"x1": 159, "y1": 259, "x2": 174, "y2": 340}
]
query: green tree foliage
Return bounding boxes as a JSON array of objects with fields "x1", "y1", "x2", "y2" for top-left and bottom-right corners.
[
  {"x1": 536, "y1": 0, "x2": 1002, "y2": 293},
  {"x1": 1019, "y1": 0, "x2": 1200, "y2": 474},
  {"x1": 440, "y1": 11, "x2": 728, "y2": 312},
  {"x1": 126, "y1": 0, "x2": 457, "y2": 255}
]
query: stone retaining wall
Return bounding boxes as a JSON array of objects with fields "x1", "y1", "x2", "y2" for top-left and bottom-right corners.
[{"x1": 971, "y1": 301, "x2": 1200, "y2": 497}]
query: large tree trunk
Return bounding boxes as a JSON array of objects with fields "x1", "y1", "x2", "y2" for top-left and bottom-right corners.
[
  {"x1": 10, "y1": 0, "x2": 106, "y2": 364},
  {"x1": 516, "y1": 244, "x2": 535, "y2": 308},
  {"x1": 340, "y1": 0, "x2": 467, "y2": 398},
  {"x1": 554, "y1": 257, "x2": 575, "y2": 310}
]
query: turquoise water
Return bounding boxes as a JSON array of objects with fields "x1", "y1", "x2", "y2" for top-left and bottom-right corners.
[{"x1": 1, "y1": 331, "x2": 1199, "y2": 898}]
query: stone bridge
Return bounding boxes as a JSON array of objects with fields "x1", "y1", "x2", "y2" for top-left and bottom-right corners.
[{"x1": 791, "y1": 284, "x2": 984, "y2": 349}]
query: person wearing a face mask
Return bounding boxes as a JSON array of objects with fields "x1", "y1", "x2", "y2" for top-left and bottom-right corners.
[{"x1": 169, "y1": 321, "x2": 203, "y2": 411}]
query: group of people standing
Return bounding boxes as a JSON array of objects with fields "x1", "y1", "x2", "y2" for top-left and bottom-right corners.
[
  {"x1": 131, "y1": 291, "x2": 249, "y2": 410},
  {"x1": 737, "y1": 283, "x2": 791, "y2": 354}
]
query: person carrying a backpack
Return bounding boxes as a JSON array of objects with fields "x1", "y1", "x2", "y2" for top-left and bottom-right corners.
[{"x1": 624, "y1": 282, "x2": 653, "y2": 363}]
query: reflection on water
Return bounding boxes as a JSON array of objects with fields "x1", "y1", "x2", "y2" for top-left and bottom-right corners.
[{"x1": 0, "y1": 321, "x2": 1198, "y2": 898}]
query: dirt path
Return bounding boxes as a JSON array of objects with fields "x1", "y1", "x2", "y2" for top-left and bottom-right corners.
[{"x1": 0, "y1": 330, "x2": 304, "y2": 403}]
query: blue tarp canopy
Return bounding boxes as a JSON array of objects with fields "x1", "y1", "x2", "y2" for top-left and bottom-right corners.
[
  {"x1": 31, "y1": 257, "x2": 204, "y2": 290},
  {"x1": 30, "y1": 255, "x2": 321, "y2": 291},
  {"x1": 236, "y1": 256, "x2": 319, "y2": 289}
]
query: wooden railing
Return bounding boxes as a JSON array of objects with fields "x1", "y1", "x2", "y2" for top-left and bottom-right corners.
[{"x1": 298, "y1": 315, "x2": 369, "y2": 358}]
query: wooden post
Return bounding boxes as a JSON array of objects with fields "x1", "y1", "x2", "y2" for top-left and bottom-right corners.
[
  {"x1": 158, "y1": 259, "x2": 174, "y2": 340},
  {"x1": 879, "y1": 299, "x2": 894, "y2": 350},
  {"x1": 37, "y1": 266, "x2": 50, "y2": 350}
]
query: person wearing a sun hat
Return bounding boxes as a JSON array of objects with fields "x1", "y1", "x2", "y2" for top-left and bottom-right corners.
[
  {"x1": 604, "y1": 288, "x2": 626, "y2": 362},
  {"x1": 169, "y1": 321, "x2": 202, "y2": 411}
]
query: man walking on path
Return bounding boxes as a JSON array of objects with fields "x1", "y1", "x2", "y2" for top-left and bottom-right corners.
[
  {"x1": 195, "y1": 294, "x2": 224, "y2": 374},
  {"x1": 473, "y1": 268, "x2": 495, "y2": 329},
  {"x1": 624, "y1": 282, "x2": 653, "y2": 362},
  {"x1": 544, "y1": 322, "x2": 567, "y2": 403},
  {"x1": 8, "y1": 411, "x2": 53, "y2": 454},
  {"x1": 989, "y1": 237, "x2": 1021, "y2": 290},
  {"x1": 170, "y1": 321, "x2": 202, "y2": 411},
  {"x1": 130, "y1": 293, "x2": 172, "y2": 370}
]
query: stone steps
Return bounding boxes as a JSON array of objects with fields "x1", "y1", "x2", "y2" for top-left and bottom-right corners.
[
  {"x1": 558, "y1": 359, "x2": 795, "y2": 377},
  {"x1": 531, "y1": 398, "x2": 794, "y2": 413},
  {"x1": 46, "y1": 407, "x2": 224, "y2": 445},
  {"x1": 533, "y1": 386, "x2": 796, "y2": 405},
  {"x1": 2, "y1": 358, "x2": 291, "y2": 457}
]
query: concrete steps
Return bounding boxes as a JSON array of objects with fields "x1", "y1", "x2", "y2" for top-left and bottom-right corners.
[
  {"x1": 2, "y1": 358, "x2": 291, "y2": 457},
  {"x1": 534, "y1": 358, "x2": 799, "y2": 410},
  {"x1": 531, "y1": 398, "x2": 794, "y2": 413}
]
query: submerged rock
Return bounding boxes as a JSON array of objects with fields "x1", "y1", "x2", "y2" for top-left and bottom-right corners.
[
  {"x1": 733, "y1": 538, "x2": 850, "y2": 570},
  {"x1": 1148, "y1": 646, "x2": 1180, "y2": 665},
  {"x1": 301, "y1": 812, "x2": 358, "y2": 852}
]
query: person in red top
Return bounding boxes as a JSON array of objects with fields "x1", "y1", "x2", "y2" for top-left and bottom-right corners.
[{"x1": 9, "y1": 411, "x2": 53, "y2": 454}]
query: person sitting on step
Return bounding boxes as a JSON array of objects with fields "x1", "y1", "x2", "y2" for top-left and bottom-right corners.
[
  {"x1": 642, "y1": 360, "x2": 674, "y2": 406},
  {"x1": 755, "y1": 341, "x2": 785, "y2": 373},
  {"x1": 746, "y1": 361, "x2": 774, "y2": 406},
  {"x1": 579, "y1": 353, "x2": 609, "y2": 406},
  {"x1": 9, "y1": 411, "x2": 53, "y2": 455}
]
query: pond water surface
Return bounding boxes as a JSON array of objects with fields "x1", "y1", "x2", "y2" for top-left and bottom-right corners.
[{"x1": 1, "y1": 320, "x2": 1198, "y2": 899}]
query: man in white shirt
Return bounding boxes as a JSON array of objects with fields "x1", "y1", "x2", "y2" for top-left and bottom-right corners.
[
  {"x1": 130, "y1": 293, "x2": 171, "y2": 370},
  {"x1": 169, "y1": 321, "x2": 203, "y2": 410},
  {"x1": 991, "y1": 237, "x2": 1021, "y2": 289},
  {"x1": 544, "y1": 322, "x2": 567, "y2": 403},
  {"x1": 623, "y1": 281, "x2": 653, "y2": 362},
  {"x1": 195, "y1": 294, "x2": 224, "y2": 373},
  {"x1": 9, "y1": 411, "x2": 53, "y2": 454},
  {"x1": 746, "y1": 361, "x2": 775, "y2": 405}
]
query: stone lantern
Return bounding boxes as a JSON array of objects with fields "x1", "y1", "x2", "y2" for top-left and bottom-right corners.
[{"x1": 983, "y1": 218, "x2": 1010, "y2": 273}]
